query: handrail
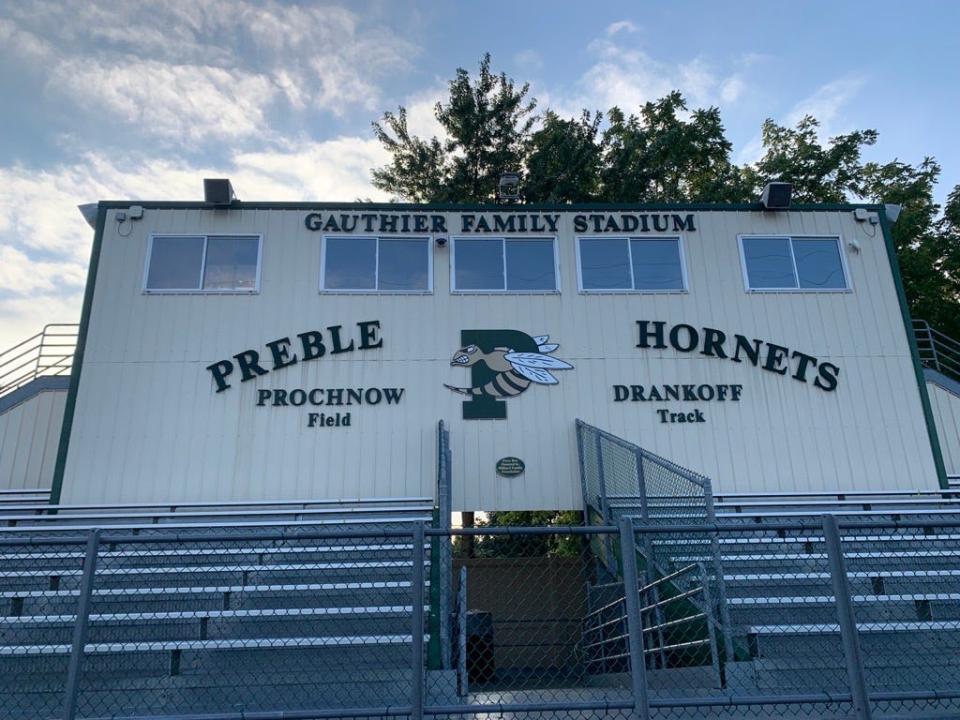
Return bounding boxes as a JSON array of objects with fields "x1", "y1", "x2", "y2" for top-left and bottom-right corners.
[
  {"x1": 0, "y1": 323, "x2": 78, "y2": 398},
  {"x1": 914, "y1": 319, "x2": 960, "y2": 383}
]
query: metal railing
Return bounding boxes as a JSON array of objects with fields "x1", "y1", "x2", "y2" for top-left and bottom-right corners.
[
  {"x1": 583, "y1": 562, "x2": 722, "y2": 687},
  {"x1": 0, "y1": 323, "x2": 78, "y2": 399},
  {"x1": 4, "y1": 519, "x2": 960, "y2": 719},
  {"x1": 575, "y1": 419, "x2": 735, "y2": 666},
  {"x1": 914, "y1": 319, "x2": 960, "y2": 383}
]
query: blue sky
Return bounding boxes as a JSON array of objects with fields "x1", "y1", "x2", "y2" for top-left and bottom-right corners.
[{"x1": 0, "y1": 0, "x2": 957, "y2": 347}]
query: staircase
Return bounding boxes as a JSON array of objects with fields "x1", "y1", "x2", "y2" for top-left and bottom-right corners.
[
  {"x1": 576, "y1": 419, "x2": 960, "y2": 704},
  {"x1": 0, "y1": 498, "x2": 456, "y2": 719}
]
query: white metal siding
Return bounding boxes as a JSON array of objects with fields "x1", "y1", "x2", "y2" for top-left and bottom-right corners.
[
  {"x1": 61, "y1": 208, "x2": 941, "y2": 508},
  {"x1": 928, "y1": 381, "x2": 960, "y2": 475},
  {"x1": 0, "y1": 390, "x2": 67, "y2": 490}
]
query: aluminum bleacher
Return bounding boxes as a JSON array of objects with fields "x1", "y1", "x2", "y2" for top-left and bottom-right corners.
[{"x1": 0, "y1": 497, "x2": 455, "y2": 719}]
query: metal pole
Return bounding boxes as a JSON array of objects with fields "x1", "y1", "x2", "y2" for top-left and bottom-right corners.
[
  {"x1": 438, "y1": 422, "x2": 452, "y2": 670},
  {"x1": 618, "y1": 516, "x2": 651, "y2": 720},
  {"x1": 822, "y1": 515, "x2": 872, "y2": 720},
  {"x1": 411, "y1": 522, "x2": 426, "y2": 720},
  {"x1": 704, "y1": 485, "x2": 734, "y2": 665},
  {"x1": 596, "y1": 433, "x2": 615, "y2": 571},
  {"x1": 62, "y1": 528, "x2": 101, "y2": 720},
  {"x1": 698, "y1": 562, "x2": 723, "y2": 689},
  {"x1": 457, "y1": 566, "x2": 468, "y2": 698}
]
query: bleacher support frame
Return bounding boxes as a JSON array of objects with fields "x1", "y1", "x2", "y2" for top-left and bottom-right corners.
[{"x1": 6, "y1": 520, "x2": 960, "y2": 718}]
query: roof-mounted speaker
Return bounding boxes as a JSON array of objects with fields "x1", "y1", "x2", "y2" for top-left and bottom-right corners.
[
  {"x1": 204, "y1": 178, "x2": 237, "y2": 206},
  {"x1": 760, "y1": 182, "x2": 792, "y2": 210}
]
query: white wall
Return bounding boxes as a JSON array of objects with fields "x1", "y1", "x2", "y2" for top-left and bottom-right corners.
[
  {"x1": 60, "y1": 207, "x2": 942, "y2": 508},
  {"x1": 0, "y1": 389, "x2": 66, "y2": 491},
  {"x1": 929, "y1": 380, "x2": 960, "y2": 476}
]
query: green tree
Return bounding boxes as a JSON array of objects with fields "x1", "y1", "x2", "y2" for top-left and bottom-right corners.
[
  {"x1": 744, "y1": 116, "x2": 878, "y2": 202},
  {"x1": 598, "y1": 93, "x2": 749, "y2": 203},
  {"x1": 372, "y1": 53, "x2": 960, "y2": 358},
  {"x1": 524, "y1": 111, "x2": 603, "y2": 203},
  {"x1": 372, "y1": 53, "x2": 536, "y2": 202}
]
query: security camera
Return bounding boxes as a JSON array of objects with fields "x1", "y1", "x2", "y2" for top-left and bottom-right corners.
[{"x1": 435, "y1": 236, "x2": 448, "y2": 248}]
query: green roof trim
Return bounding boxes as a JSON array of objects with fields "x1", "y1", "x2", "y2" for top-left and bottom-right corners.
[
  {"x1": 878, "y1": 206, "x2": 949, "y2": 489},
  {"x1": 91, "y1": 200, "x2": 886, "y2": 212},
  {"x1": 50, "y1": 204, "x2": 106, "y2": 506}
]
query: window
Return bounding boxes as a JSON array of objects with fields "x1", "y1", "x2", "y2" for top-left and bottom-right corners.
[
  {"x1": 322, "y1": 236, "x2": 431, "y2": 292},
  {"x1": 452, "y1": 237, "x2": 557, "y2": 292},
  {"x1": 578, "y1": 237, "x2": 686, "y2": 291},
  {"x1": 740, "y1": 236, "x2": 848, "y2": 291},
  {"x1": 145, "y1": 235, "x2": 261, "y2": 292}
]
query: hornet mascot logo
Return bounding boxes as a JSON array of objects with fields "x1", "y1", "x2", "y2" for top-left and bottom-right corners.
[{"x1": 445, "y1": 330, "x2": 573, "y2": 420}]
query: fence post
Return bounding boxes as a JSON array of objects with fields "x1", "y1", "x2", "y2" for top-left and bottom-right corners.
[
  {"x1": 704, "y1": 486, "x2": 734, "y2": 666},
  {"x1": 632, "y1": 448, "x2": 667, "y2": 666},
  {"x1": 822, "y1": 515, "x2": 872, "y2": 720},
  {"x1": 437, "y1": 421, "x2": 452, "y2": 670},
  {"x1": 618, "y1": 517, "x2": 651, "y2": 720},
  {"x1": 595, "y1": 433, "x2": 616, "y2": 570},
  {"x1": 457, "y1": 566, "x2": 468, "y2": 697},
  {"x1": 698, "y1": 562, "x2": 723, "y2": 689},
  {"x1": 62, "y1": 528, "x2": 100, "y2": 720},
  {"x1": 411, "y1": 522, "x2": 426, "y2": 720}
]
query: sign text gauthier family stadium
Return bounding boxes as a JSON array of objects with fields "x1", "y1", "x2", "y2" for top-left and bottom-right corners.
[{"x1": 304, "y1": 211, "x2": 697, "y2": 234}]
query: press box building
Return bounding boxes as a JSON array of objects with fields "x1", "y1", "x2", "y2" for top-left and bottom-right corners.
[{"x1": 5, "y1": 182, "x2": 959, "y2": 508}]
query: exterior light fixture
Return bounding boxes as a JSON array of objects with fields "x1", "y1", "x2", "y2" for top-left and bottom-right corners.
[
  {"x1": 760, "y1": 182, "x2": 792, "y2": 210},
  {"x1": 497, "y1": 172, "x2": 521, "y2": 203}
]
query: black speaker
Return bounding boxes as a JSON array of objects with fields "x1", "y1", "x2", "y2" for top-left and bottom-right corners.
[
  {"x1": 204, "y1": 178, "x2": 236, "y2": 206},
  {"x1": 760, "y1": 182, "x2": 792, "y2": 209}
]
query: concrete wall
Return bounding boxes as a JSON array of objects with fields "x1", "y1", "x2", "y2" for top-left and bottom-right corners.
[{"x1": 60, "y1": 206, "x2": 941, "y2": 507}]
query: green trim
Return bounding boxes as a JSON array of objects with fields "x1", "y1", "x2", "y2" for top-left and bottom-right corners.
[
  {"x1": 878, "y1": 206, "x2": 949, "y2": 489},
  {"x1": 92, "y1": 200, "x2": 885, "y2": 213},
  {"x1": 49, "y1": 205, "x2": 107, "y2": 506}
]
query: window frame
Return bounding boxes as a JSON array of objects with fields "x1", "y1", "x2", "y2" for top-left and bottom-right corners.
[
  {"x1": 449, "y1": 235, "x2": 560, "y2": 294},
  {"x1": 319, "y1": 235, "x2": 433, "y2": 294},
  {"x1": 575, "y1": 234, "x2": 689, "y2": 294},
  {"x1": 737, "y1": 234, "x2": 852, "y2": 293},
  {"x1": 142, "y1": 233, "x2": 263, "y2": 295}
]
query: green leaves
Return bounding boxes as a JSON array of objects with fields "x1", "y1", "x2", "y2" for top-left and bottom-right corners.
[
  {"x1": 371, "y1": 53, "x2": 535, "y2": 202},
  {"x1": 372, "y1": 54, "x2": 960, "y2": 340}
]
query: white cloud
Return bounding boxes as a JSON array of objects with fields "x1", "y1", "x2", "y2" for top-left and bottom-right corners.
[
  {"x1": 0, "y1": 1, "x2": 419, "y2": 143},
  {"x1": 735, "y1": 75, "x2": 867, "y2": 165},
  {"x1": 720, "y1": 75, "x2": 746, "y2": 104},
  {"x1": 402, "y1": 87, "x2": 447, "y2": 140},
  {"x1": 606, "y1": 20, "x2": 638, "y2": 36},
  {"x1": 48, "y1": 58, "x2": 278, "y2": 142},
  {"x1": 514, "y1": 50, "x2": 544, "y2": 73},
  {"x1": 0, "y1": 136, "x2": 390, "y2": 348},
  {"x1": 552, "y1": 36, "x2": 749, "y2": 118},
  {"x1": 786, "y1": 76, "x2": 866, "y2": 130}
]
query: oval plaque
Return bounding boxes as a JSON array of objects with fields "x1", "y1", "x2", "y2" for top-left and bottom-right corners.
[{"x1": 496, "y1": 456, "x2": 525, "y2": 477}]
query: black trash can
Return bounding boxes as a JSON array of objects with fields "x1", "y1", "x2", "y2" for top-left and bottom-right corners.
[{"x1": 465, "y1": 610, "x2": 495, "y2": 683}]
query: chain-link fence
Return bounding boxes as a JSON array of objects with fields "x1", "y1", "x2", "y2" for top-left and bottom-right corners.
[{"x1": 4, "y1": 517, "x2": 960, "y2": 719}]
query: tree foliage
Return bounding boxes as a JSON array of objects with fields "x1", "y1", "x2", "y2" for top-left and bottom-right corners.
[
  {"x1": 372, "y1": 53, "x2": 535, "y2": 202},
  {"x1": 373, "y1": 54, "x2": 960, "y2": 340}
]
